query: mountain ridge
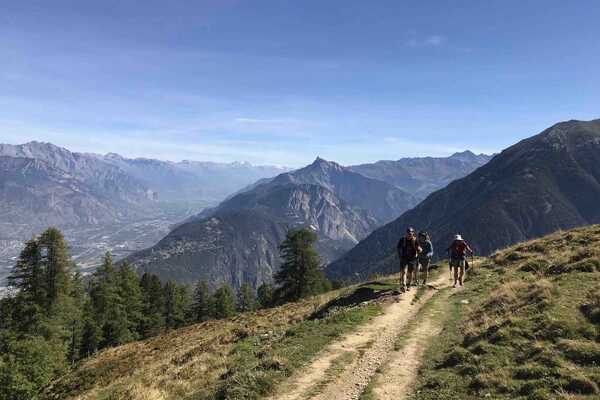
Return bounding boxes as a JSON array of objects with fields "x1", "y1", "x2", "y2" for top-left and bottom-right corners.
[{"x1": 327, "y1": 118, "x2": 600, "y2": 281}]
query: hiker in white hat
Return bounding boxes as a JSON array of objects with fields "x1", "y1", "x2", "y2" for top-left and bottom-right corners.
[{"x1": 447, "y1": 233, "x2": 473, "y2": 287}]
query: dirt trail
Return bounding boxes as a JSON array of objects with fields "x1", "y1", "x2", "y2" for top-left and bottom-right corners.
[
  {"x1": 368, "y1": 283, "x2": 457, "y2": 399},
  {"x1": 270, "y1": 274, "x2": 449, "y2": 400}
]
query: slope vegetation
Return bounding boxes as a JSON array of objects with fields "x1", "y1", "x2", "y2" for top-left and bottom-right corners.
[
  {"x1": 46, "y1": 224, "x2": 600, "y2": 400},
  {"x1": 411, "y1": 224, "x2": 600, "y2": 399}
]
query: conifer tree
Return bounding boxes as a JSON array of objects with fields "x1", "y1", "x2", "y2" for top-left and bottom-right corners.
[
  {"x1": 139, "y1": 273, "x2": 165, "y2": 337},
  {"x1": 79, "y1": 319, "x2": 101, "y2": 358},
  {"x1": 237, "y1": 283, "x2": 257, "y2": 312},
  {"x1": 274, "y1": 228, "x2": 330, "y2": 303},
  {"x1": 38, "y1": 228, "x2": 73, "y2": 311},
  {"x1": 163, "y1": 281, "x2": 191, "y2": 329},
  {"x1": 89, "y1": 252, "x2": 131, "y2": 347},
  {"x1": 191, "y1": 280, "x2": 213, "y2": 322},
  {"x1": 117, "y1": 262, "x2": 143, "y2": 340},
  {"x1": 212, "y1": 285, "x2": 236, "y2": 319},
  {"x1": 7, "y1": 238, "x2": 44, "y2": 309},
  {"x1": 256, "y1": 283, "x2": 274, "y2": 309},
  {"x1": 1, "y1": 228, "x2": 79, "y2": 399}
]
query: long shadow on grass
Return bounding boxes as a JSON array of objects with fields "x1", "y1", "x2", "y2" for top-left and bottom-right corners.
[{"x1": 309, "y1": 281, "x2": 399, "y2": 320}]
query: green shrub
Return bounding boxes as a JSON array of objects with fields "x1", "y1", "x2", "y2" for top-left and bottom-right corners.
[
  {"x1": 558, "y1": 339, "x2": 600, "y2": 365},
  {"x1": 518, "y1": 380, "x2": 545, "y2": 395},
  {"x1": 564, "y1": 375, "x2": 599, "y2": 394},
  {"x1": 440, "y1": 347, "x2": 475, "y2": 368},
  {"x1": 513, "y1": 364, "x2": 555, "y2": 380},
  {"x1": 528, "y1": 387, "x2": 553, "y2": 400},
  {"x1": 520, "y1": 259, "x2": 550, "y2": 273}
]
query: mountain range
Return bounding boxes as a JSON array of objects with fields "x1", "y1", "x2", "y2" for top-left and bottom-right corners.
[
  {"x1": 0, "y1": 142, "x2": 288, "y2": 282},
  {"x1": 349, "y1": 150, "x2": 492, "y2": 200},
  {"x1": 0, "y1": 139, "x2": 494, "y2": 289},
  {"x1": 126, "y1": 153, "x2": 492, "y2": 289},
  {"x1": 327, "y1": 119, "x2": 600, "y2": 281}
]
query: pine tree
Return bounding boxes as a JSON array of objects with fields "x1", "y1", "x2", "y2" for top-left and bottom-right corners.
[
  {"x1": 1, "y1": 228, "x2": 79, "y2": 398},
  {"x1": 38, "y1": 228, "x2": 73, "y2": 311},
  {"x1": 79, "y1": 319, "x2": 102, "y2": 358},
  {"x1": 237, "y1": 283, "x2": 257, "y2": 312},
  {"x1": 67, "y1": 271, "x2": 85, "y2": 363},
  {"x1": 7, "y1": 238, "x2": 44, "y2": 308},
  {"x1": 256, "y1": 283, "x2": 275, "y2": 309},
  {"x1": 163, "y1": 281, "x2": 191, "y2": 329},
  {"x1": 139, "y1": 273, "x2": 165, "y2": 337},
  {"x1": 89, "y1": 252, "x2": 131, "y2": 347},
  {"x1": 274, "y1": 228, "x2": 330, "y2": 303},
  {"x1": 212, "y1": 285, "x2": 236, "y2": 319},
  {"x1": 191, "y1": 280, "x2": 213, "y2": 322},
  {"x1": 117, "y1": 262, "x2": 143, "y2": 340}
]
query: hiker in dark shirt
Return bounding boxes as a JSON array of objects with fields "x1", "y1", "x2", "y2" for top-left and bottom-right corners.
[
  {"x1": 397, "y1": 227, "x2": 422, "y2": 292},
  {"x1": 417, "y1": 231, "x2": 434, "y2": 285},
  {"x1": 447, "y1": 234, "x2": 473, "y2": 287}
]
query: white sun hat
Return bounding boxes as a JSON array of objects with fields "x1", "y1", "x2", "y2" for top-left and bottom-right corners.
[{"x1": 455, "y1": 234, "x2": 463, "y2": 241}]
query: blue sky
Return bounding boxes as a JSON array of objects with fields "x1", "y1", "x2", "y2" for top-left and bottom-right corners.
[{"x1": 1, "y1": 0, "x2": 599, "y2": 166}]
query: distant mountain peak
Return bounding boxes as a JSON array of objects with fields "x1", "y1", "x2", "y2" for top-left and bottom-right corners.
[
  {"x1": 309, "y1": 156, "x2": 343, "y2": 171},
  {"x1": 450, "y1": 150, "x2": 476, "y2": 157}
]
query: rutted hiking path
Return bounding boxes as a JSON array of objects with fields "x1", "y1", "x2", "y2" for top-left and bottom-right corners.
[{"x1": 270, "y1": 273, "x2": 454, "y2": 400}]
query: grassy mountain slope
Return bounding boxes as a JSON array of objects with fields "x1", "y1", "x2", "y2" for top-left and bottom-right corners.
[
  {"x1": 328, "y1": 119, "x2": 600, "y2": 281},
  {"x1": 45, "y1": 284, "x2": 387, "y2": 400},
  {"x1": 413, "y1": 224, "x2": 600, "y2": 399},
  {"x1": 45, "y1": 224, "x2": 600, "y2": 400}
]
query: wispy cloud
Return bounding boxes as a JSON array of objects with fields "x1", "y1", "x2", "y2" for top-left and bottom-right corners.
[
  {"x1": 425, "y1": 35, "x2": 446, "y2": 46},
  {"x1": 406, "y1": 34, "x2": 447, "y2": 48}
]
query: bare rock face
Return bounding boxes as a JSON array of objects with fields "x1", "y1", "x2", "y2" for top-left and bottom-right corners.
[
  {"x1": 127, "y1": 183, "x2": 380, "y2": 290},
  {"x1": 272, "y1": 158, "x2": 418, "y2": 223},
  {"x1": 328, "y1": 119, "x2": 600, "y2": 281},
  {"x1": 0, "y1": 156, "x2": 122, "y2": 235}
]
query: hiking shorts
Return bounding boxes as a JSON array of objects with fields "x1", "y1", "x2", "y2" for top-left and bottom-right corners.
[
  {"x1": 450, "y1": 259, "x2": 466, "y2": 268},
  {"x1": 401, "y1": 258, "x2": 418, "y2": 272},
  {"x1": 419, "y1": 257, "x2": 431, "y2": 271}
]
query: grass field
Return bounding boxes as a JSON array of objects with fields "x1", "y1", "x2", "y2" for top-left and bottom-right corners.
[
  {"x1": 410, "y1": 225, "x2": 600, "y2": 399},
  {"x1": 45, "y1": 225, "x2": 600, "y2": 400}
]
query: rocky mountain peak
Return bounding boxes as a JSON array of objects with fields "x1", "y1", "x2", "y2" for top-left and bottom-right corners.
[{"x1": 309, "y1": 157, "x2": 343, "y2": 172}]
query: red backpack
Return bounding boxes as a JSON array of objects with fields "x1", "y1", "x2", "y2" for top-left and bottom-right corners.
[{"x1": 451, "y1": 240, "x2": 469, "y2": 259}]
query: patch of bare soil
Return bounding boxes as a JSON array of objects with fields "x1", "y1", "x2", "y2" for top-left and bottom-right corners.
[
  {"x1": 368, "y1": 287, "x2": 455, "y2": 399},
  {"x1": 271, "y1": 275, "x2": 448, "y2": 400}
]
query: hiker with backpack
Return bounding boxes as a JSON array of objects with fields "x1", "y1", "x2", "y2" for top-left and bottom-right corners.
[
  {"x1": 397, "y1": 227, "x2": 422, "y2": 292},
  {"x1": 417, "y1": 231, "x2": 434, "y2": 285},
  {"x1": 447, "y1": 234, "x2": 473, "y2": 287}
]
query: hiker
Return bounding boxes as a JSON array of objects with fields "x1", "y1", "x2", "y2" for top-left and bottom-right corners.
[
  {"x1": 447, "y1": 234, "x2": 473, "y2": 287},
  {"x1": 397, "y1": 227, "x2": 422, "y2": 291},
  {"x1": 417, "y1": 231, "x2": 434, "y2": 285}
]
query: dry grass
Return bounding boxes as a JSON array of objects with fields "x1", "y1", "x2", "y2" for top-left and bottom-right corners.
[
  {"x1": 45, "y1": 290, "x2": 343, "y2": 400},
  {"x1": 45, "y1": 276, "x2": 398, "y2": 400}
]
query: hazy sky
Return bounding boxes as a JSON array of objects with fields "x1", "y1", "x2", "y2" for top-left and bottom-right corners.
[{"x1": 1, "y1": 1, "x2": 599, "y2": 166}]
